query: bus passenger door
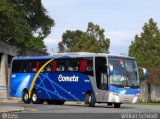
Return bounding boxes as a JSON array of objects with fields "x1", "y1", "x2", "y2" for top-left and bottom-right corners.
[{"x1": 95, "y1": 57, "x2": 109, "y2": 102}]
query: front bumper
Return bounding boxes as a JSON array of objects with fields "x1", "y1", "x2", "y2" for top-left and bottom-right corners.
[{"x1": 108, "y1": 92, "x2": 139, "y2": 103}]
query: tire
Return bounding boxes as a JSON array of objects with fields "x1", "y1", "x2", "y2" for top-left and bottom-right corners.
[
  {"x1": 31, "y1": 90, "x2": 44, "y2": 104},
  {"x1": 84, "y1": 93, "x2": 89, "y2": 104},
  {"x1": 31, "y1": 90, "x2": 39, "y2": 104},
  {"x1": 22, "y1": 90, "x2": 31, "y2": 104},
  {"x1": 114, "y1": 103, "x2": 121, "y2": 108},
  {"x1": 47, "y1": 100, "x2": 54, "y2": 105},
  {"x1": 53, "y1": 100, "x2": 65, "y2": 105},
  {"x1": 108, "y1": 103, "x2": 113, "y2": 106},
  {"x1": 85, "y1": 92, "x2": 95, "y2": 107}
]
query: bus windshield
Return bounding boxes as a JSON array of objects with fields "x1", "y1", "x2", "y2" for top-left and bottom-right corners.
[{"x1": 108, "y1": 57, "x2": 139, "y2": 87}]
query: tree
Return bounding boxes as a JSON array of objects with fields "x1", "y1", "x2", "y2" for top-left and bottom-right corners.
[
  {"x1": 129, "y1": 18, "x2": 160, "y2": 76},
  {"x1": 58, "y1": 42, "x2": 65, "y2": 53},
  {"x1": 60, "y1": 30, "x2": 83, "y2": 51},
  {"x1": 129, "y1": 18, "x2": 160, "y2": 102},
  {"x1": 0, "y1": 0, "x2": 54, "y2": 55},
  {"x1": 58, "y1": 22, "x2": 110, "y2": 53},
  {"x1": 87, "y1": 22, "x2": 110, "y2": 53},
  {"x1": 147, "y1": 66, "x2": 160, "y2": 86}
]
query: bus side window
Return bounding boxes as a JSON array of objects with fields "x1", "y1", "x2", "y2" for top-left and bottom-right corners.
[
  {"x1": 26, "y1": 61, "x2": 31, "y2": 72},
  {"x1": 31, "y1": 62, "x2": 36, "y2": 72},
  {"x1": 46, "y1": 63, "x2": 52, "y2": 72},
  {"x1": 80, "y1": 60, "x2": 87, "y2": 72},
  {"x1": 30, "y1": 61, "x2": 39, "y2": 72},
  {"x1": 67, "y1": 59, "x2": 79, "y2": 72},
  {"x1": 20, "y1": 61, "x2": 28, "y2": 73},
  {"x1": 39, "y1": 60, "x2": 47, "y2": 72},
  {"x1": 87, "y1": 60, "x2": 93, "y2": 72},
  {"x1": 56, "y1": 61, "x2": 65, "y2": 71},
  {"x1": 29, "y1": 62, "x2": 33, "y2": 72},
  {"x1": 52, "y1": 61, "x2": 57, "y2": 72},
  {"x1": 36, "y1": 62, "x2": 40, "y2": 71},
  {"x1": 12, "y1": 60, "x2": 21, "y2": 73},
  {"x1": 21, "y1": 61, "x2": 30, "y2": 72}
]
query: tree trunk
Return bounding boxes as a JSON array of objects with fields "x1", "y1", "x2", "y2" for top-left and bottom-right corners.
[{"x1": 148, "y1": 83, "x2": 151, "y2": 102}]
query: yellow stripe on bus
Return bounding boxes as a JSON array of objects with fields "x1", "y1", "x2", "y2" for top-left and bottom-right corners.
[{"x1": 28, "y1": 58, "x2": 55, "y2": 98}]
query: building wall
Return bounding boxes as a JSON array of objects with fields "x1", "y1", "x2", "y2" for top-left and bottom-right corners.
[
  {"x1": 0, "y1": 54, "x2": 8, "y2": 99},
  {"x1": 0, "y1": 40, "x2": 47, "y2": 56},
  {"x1": 140, "y1": 81, "x2": 149, "y2": 102},
  {"x1": 151, "y1": 85, "x2": 160, "y2": 102},
  {"x1": 140, "y1": 81, "x2": 160, "y2": 102}
]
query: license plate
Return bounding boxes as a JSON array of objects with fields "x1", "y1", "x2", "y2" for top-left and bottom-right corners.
[{"x1": 123, "y1": 97, "x2": 130, "y2": 101}]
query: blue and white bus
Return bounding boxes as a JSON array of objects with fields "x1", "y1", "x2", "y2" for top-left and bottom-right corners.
[{"x1": 10, "y1": 52, "x2": 147, "y2": 108}]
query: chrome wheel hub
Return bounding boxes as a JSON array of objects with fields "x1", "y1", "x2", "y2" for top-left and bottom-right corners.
[
  {"x1": 89, "y1": 95, "x2": 91, "y2": 103},
  {"x1": 32, "y1": 94, "x2": 37, "y2": 102},
  {"x1": 24, "y1": 93, "x2": 28, "y2": 101}
]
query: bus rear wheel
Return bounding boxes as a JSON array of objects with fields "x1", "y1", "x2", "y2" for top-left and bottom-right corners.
[
  {"x1": 22, "y1": 90, "x2": 31, "y2": 104},
  {"x1": 85, "y1": 92, "x2": 95, "y2": 107},
  {"x1": 31, "y1": 90, "x2": 43, "y2": 104}
]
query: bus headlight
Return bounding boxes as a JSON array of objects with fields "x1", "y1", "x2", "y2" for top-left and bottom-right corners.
[
  {"x1": 109, "y1": 92, "x2": 120, "y2": 102},
  {"x1": 115, "y1": 95, "x2": 120, "y2": 102}
]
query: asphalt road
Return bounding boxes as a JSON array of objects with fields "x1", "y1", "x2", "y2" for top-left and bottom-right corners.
[{"x1": 0, "y1": 102, "x2": 160, "y2": 119}]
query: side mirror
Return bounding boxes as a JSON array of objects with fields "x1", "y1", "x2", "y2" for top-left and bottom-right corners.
[
  {"x1": 106, "y1": 65, "x2": 113, "y2": 75},
  {"x1": 142, "y1": 68, "x2": 147, "y2": 78},
  {"x1": 139, "y1": 67, "x2": 147, "y2": 78}
]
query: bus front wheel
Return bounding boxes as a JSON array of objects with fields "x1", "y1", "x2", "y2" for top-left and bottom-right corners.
[
  {"x1": 22, "y1": 90, "x2": 31, "y2": 104},
  {"x1": 85, "y1": 92, "x2": 95, "y2": 107},
  {"x1": 114, "y1": 103, "x2": 121, "y2": 108}
]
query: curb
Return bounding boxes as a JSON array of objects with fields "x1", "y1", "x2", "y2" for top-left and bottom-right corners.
[
  {"x1": 65, "y1": 101, "x2": 84, "y2": 105},
  {"x1": 0, "y1": 106, "x2": 24, "y2": 113},
  {"x1": 0, "y1": 99, "x2": 84, "y2": 105},
  {"x1": 0, "y1": 99, "x2": 22, "y2": 103}
]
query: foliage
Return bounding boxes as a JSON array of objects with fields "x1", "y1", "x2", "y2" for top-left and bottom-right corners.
[
  {"x1": 129, "y1": 18, "x2": 160, "y2": 85},
  {"x1": 146, "y1": 66, "x2": 160, "y2": 86},
  {"x1": 58, "y1": 22, "x2": 110, "y2": 53},
  {"x1": 0, "y1": 0, "x2": 54, "y2": 55}
]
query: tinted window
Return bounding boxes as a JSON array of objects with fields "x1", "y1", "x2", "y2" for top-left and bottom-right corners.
[
  {"x1": 79, "y1": 58, "x2": 93, "y2": 76},
  {"x1": 12, "y1": 58, "x2": 94, "y2": 76},
  {"x1": 56, "y1": 60, "x2": 66, "y2": 71},
  {"x1": 12, "y1": 60, "x2": 41, "y2": 73},
  {"x1": 12, "y1": 60, "x2": 21, "y2": 73},
  {"x1": 67, "y1": 59, "x2": 79, "y2": 71},
  {"x1": 21, "y1": 61, "x2": 31, "y2": 72}
]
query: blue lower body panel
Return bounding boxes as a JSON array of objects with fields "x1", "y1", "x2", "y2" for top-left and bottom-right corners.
[{"x1": 10, "y1": 72, "x2": 94, "y2": 101}]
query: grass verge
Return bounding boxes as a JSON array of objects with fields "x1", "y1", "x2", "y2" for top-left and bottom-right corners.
[{"x1": 130, "y1": 102, "x2": 160, "y2": 105}]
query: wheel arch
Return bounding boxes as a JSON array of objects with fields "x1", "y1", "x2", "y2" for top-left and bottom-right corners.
[
  {"x1": 22, "y1": 88, "x2": 28, "y2": 97},
  {"x1": 85, "y1": 90, "x2": 94, "y2": 95},
  {"x1": 31, "y1": 88, "x2": 38, "y2": 93},
  {"x1": 85, "y1": 90, "x2": 96, "y2": 101}
]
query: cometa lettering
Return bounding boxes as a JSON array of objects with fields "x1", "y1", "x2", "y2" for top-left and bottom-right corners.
[{"x1": 58, "y1": 74, "x2": 79, "y2": 82}]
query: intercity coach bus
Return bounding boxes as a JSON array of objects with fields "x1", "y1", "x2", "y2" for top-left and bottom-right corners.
[{"x1": 10, "y1": 52, "x2": 147, "y2": 108}]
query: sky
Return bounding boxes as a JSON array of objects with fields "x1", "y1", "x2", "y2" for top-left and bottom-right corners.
[{"x1": 41, "y1": 0, "x2": 160, "y2": 55}]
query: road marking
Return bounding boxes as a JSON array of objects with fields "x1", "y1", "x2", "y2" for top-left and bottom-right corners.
[{"x1": 25, "y1": 108, "x2": 37, "y2": 112}]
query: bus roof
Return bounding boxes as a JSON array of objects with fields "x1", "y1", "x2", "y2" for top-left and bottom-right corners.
[{"x1": 12, "y1": 52, "x2": 135, "y2": 60}]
